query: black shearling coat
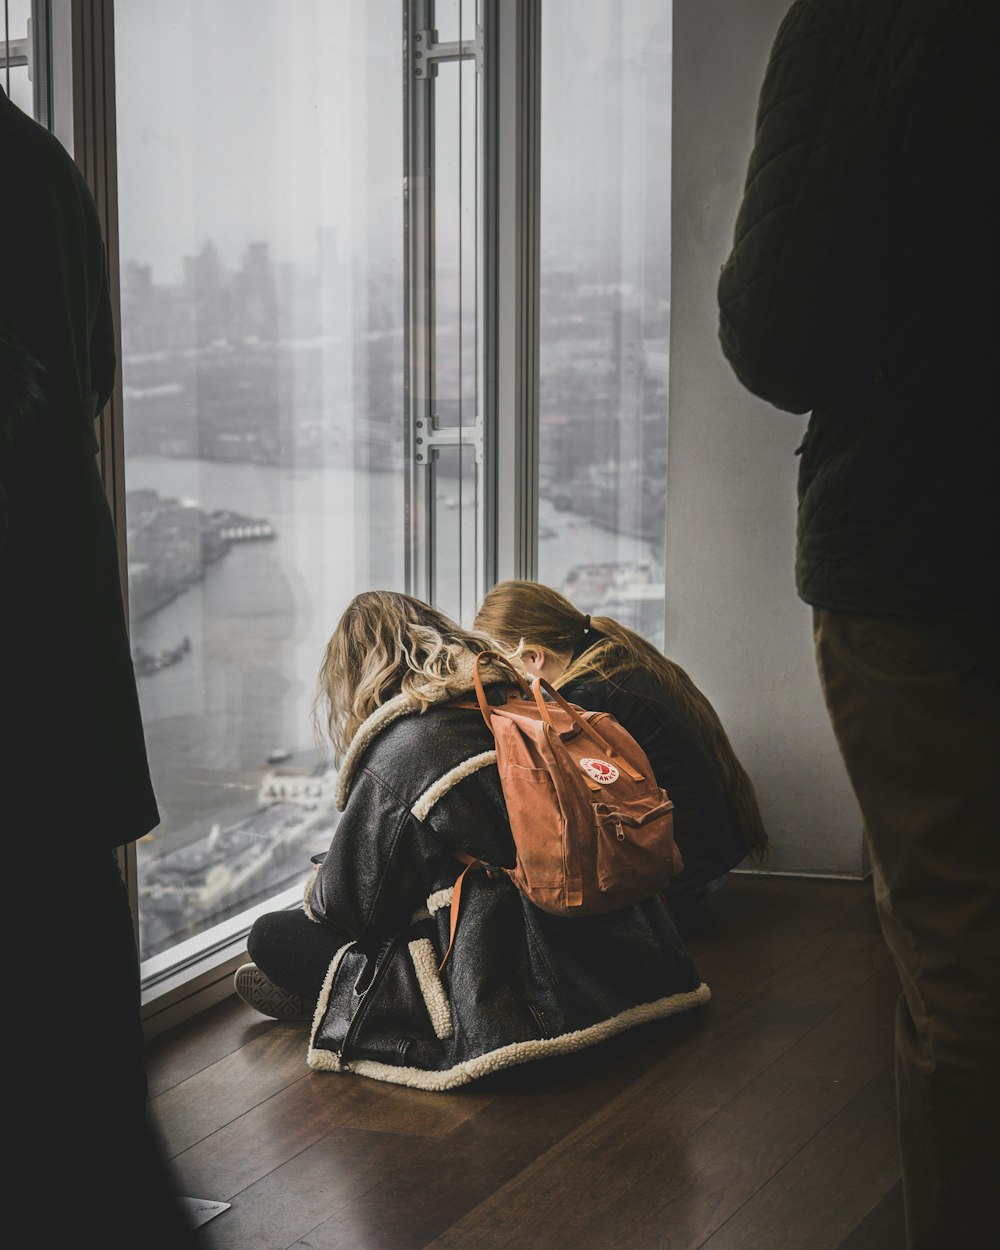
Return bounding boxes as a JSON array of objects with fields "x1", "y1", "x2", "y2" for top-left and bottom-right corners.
[
  {"x1": 717, "y1": 0, "x2": 998, "y2": 621},
  {"x1": 304, "y1": 654, "x2": 709, "y2": 1090}
]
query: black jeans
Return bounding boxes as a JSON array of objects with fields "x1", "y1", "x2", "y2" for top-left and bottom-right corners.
[{"x1": 248, "y1": 906, "x2": 349, "y2": 1002}]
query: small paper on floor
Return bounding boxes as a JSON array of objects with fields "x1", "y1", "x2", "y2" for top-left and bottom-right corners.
[{"x1": 179, "y1": 1196, "x2": 231, "y2": 1228}]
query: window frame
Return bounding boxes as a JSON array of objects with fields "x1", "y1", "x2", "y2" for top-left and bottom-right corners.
[{"x1": 39, "y1": 0, "x2": 543, "y2": 1033}]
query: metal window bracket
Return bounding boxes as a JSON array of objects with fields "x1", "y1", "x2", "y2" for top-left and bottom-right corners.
[
  {"x1": 410, "y1": 27, "x2": 482, "y2": 80},
  {"x1": 0, "y1": 37, "x2": 28, "y2": 70},
  {"x1": 415, "y1": 414, "x2": 483, "y2": 465}
]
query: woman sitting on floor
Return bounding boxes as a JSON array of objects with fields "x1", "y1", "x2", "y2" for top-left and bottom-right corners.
[
  {"x1": 234, "y1": 590, "x2": 709, "y2": 1091},
  {"x1": 474, "y1": 580, "x2": 769, "y2": 935}
]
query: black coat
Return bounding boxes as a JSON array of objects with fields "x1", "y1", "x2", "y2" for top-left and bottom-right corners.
[
  {"x1": 0, "y1": 89, "x2": 158, "y2": 846},
  {"x1": 560, "y1": 667, "x2": 754, "y2": 899},
  {"x1": 305, "y1": 653, "x2": 709, "y2": 1090},
  {"x1": 717, "y1": 0, "x2": 998, "y2": 620}
]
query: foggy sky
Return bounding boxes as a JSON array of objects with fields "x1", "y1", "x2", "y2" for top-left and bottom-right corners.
[{"x1": 114, "y1": 0, "x2": 671, "y2": 286}]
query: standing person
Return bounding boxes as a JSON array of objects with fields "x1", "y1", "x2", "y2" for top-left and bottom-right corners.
[
  {"x1": 234, "y1": 591, "x2": 709, "y2": 1088},
  {"x1": 717, "y1": 2, "x2": 998, "y2": 1247},
  {"x1": 0, "y1": 86, "x2": 202, "y2": 1246},
  {"x1": 474, "y1": 579, "x2": 769, "y2": 936}
]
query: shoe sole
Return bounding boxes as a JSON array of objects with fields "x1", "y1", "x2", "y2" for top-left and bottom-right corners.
[{"x1": 234, "y1": 964, "x2": 312, "y2": 1022}]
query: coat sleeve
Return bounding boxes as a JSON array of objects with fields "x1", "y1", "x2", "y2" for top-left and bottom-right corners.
[
  {"x1": 306, "y1": 766, "x2": 449, "y2": 952},
  {"x1": 717, "y1": 1, "x2": 883, "y2": 414}
]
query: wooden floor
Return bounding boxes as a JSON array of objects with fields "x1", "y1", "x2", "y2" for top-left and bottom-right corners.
[{"x1": 146, "y1": 874, "x2": 907, "y2": 1250}]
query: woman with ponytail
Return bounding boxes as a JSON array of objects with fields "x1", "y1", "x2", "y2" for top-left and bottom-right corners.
[{"x1": 475, "y1": 580, "x2": 768, "y2": 933}]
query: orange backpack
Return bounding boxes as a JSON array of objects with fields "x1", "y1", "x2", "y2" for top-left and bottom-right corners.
[{"x1": 440, "y1": 650, "x2": 683, "y2": 968}]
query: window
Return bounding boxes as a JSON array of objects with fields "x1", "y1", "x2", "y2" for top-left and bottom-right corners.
[
  {"x1": 25, "y1": 0, "x2": 670, "y2": 1014},
  {"x1": 114, "y1": 0, "x2": 406, "y2": 963},
  {"x1": 405, "y1": 0, "x2": 485, "y2": 623},
  {"x1": 1, "y1": 0, "x2": 42, "y2": 117},
  {"x1": 538, "y1": 1, "x2": 671, "y2": 648}
]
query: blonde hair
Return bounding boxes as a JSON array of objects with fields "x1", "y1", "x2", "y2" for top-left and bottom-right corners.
[
  {"x1": 314, "y1": 590, "x2": 497, "y2": 763},
  {"x1": 475, "y1": 579, "x2": 768, "y2": 860}
]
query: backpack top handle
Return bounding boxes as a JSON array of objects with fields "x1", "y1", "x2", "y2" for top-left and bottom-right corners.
[
  {"x1": 530, "y1": 675, "x2": 646, "y2": 782},
  {"x1": 471, "y1": 649, "x2": 530, "y2": 733}
]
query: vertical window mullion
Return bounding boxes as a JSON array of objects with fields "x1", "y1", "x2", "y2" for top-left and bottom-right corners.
[
  {"x1": 30, "y1": 0, "x2": 53, "y2": 126},
  {"x1": 404, "y1": 0, "x2": 437, "y2": 603},
  {"x1": 404, "y1": 0, "x2": 486, "y2": 620},
  {"x1": 483, "y1": 0, "x2": 540, "y2": 587}
]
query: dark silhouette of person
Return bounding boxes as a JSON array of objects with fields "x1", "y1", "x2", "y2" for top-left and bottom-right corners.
[
  {"x1": 1, "y1": 85, "x2": 203, "y2": 1246},
  {"x1": 718, "y1": 2, "x2": 998, "y2": 1248}
]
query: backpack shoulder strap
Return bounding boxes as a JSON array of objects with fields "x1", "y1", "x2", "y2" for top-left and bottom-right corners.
[
  {"x1": 438, "y1": 850, "x2": 516, "y2": 972},
  {"x1": 461, "y1": 650, "x2": 530, "y2": 733},
  {"x1": 438, "y1": 851, "x2": 484, "y2": 972}
]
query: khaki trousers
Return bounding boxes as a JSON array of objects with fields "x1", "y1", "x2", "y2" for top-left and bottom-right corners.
[{"x1": 813, "y1": 609, "x2": 1000, "y2": 1250}]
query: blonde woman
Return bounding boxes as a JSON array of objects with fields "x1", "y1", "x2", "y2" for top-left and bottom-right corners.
[
  {"x1": 234, "y1": 590, "x2": 709, "y2": 1090},
  {"x1": 475, "y1": 580, "x2": 769, "y2": 934}
]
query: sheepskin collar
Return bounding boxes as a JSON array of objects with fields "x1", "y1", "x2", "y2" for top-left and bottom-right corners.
[{"x1": 334, "y1": 651, "x2": 523, "y2": 809}]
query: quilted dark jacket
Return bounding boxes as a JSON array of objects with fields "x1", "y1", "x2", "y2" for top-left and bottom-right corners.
[
  {"x1": 304, "y1": 653, "x2": 709, "y2": 1090},
  {"x1": 718, "y1": 0, "x2": 998, "y2": 620}
]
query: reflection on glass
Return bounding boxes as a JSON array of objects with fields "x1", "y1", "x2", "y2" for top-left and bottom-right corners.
[
  {"x1": 432, "y1": 49, "x2": 480, "y2": 625},
  {"x1": 433, "y1": 0, "x2": 478, "y2": 46},
  {"x1": 538, "y1": 1, "x2": 671, "y2": 648},
  {"x1": 434, "y1": 444, "x2": 479, "y2": 625},
  {"x1": 1, "y1": 0, "x2": 33, "y2": 114},
  {"x1": 114, "y1": 1, "x2": 405, "y2": 961}
]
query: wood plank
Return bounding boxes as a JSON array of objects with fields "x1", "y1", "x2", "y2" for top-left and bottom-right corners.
[
  {"x1": 554, "y1": 957, "x2": 899, "y2": 1250},
  {"x1": 189, "y1": 1126, "x2": 418, "y2": 1250},
  {"x1": 151, "y1": 1023, "x2": 311, "y2": 1156},
  {"x1": 828, "y1": 888, "x2": 881, "y2": 936},
  {"x1": 419, "y1": 927, "x2": 890, "y2": 1250},
  {"x1": 168, "y1": 1071, "x2": 379, "y2": 1201},
  {"x1": 292, "y1": 1019, "x2": 702, "y2": 1250},
  {"x1": 687, "y1": 877, "x2": 874, "y2": 1003},
  {"x1": 701, "y1": 1067, "x2": 900, "y2": 1250},
  {"x1": 146, "y1": 994, "x2": 280, "y2": 1099},
  {"x1": 169, "y1": 1070, "x2": 502, "y2": 1203},
  {"x1": 342, "y1": 1075, "x2": 499, "y2": 1138},
  {"x1": 836, "y1": 1181, "x2": 906, "y2": 1250}
]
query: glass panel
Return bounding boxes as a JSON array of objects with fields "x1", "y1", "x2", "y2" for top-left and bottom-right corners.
[
  {"x1": 1, "y1": 0, "x2": 32, "y2": 114},
  {"x1": 432, "y1": 51, "x2": 479, "y2": 621},
  {"x1": 538, "y1": 1, "x2": 671, "y2": 649},
  {"x1": 433, "y1": 57, "x2": 479, "y2": 432},
  {"x1": 1, "y1": 62, "x2": 29, "y2": 111},
  {"x1": 2, "y1": 0, "x2": 31, "y2": 32},
  {"x1": 114, "y1": 1, "x2": 405, "y2": 963},
  {"x1": 434, "y1": 444, "x2": 479, "y2": 626},
  {"x1": 433, "y1": 0, "x2": 477, "y2": 45}
]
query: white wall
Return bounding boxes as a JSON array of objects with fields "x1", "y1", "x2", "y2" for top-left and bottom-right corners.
[{"x1": 666, "y1": 0, "x2": 866, "y2": 877}]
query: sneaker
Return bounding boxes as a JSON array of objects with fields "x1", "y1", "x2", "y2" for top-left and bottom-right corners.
[{"x1": 234, "y1": 963, "x2": 313, "y2": 1022}]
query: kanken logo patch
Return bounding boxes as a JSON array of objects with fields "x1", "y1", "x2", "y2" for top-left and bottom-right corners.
[{"x1": 579, "y1": 757, "x2": 619, "y2": 784}]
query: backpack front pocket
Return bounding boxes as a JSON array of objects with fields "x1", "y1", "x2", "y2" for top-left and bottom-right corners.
[
  {"x1": 593, "y1": 793, "x2": 678, "y2": 897},
  {"x1": 503, "y1": 762, "x2": 564, "y2": 889}
]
